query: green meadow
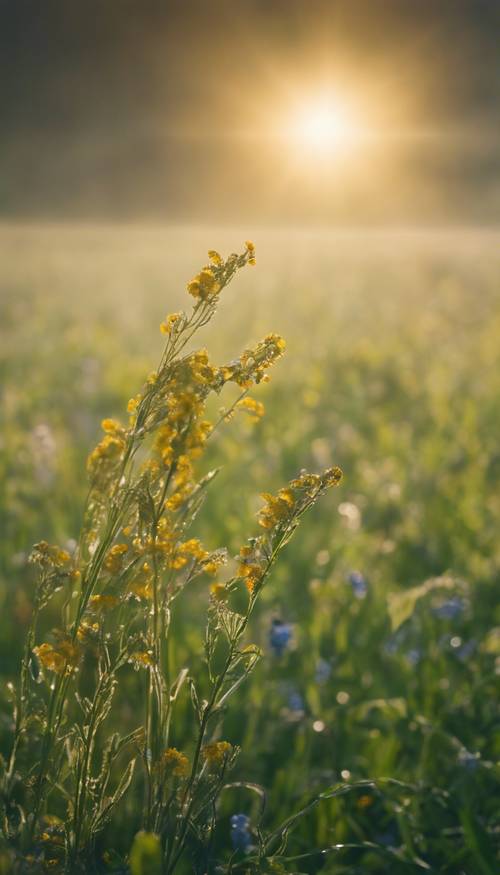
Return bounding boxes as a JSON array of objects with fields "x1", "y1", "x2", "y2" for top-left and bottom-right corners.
[{"x1": 1, "y1": 224, "x2": 499, "y2": 873}]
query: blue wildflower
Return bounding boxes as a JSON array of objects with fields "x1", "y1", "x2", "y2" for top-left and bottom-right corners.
[
  {"x1": 315, "y1": 658, "x2": 332, "y2": 684},
  {"x1": 349, "y1": 571, "x2": 368, "y2": 599},
  {"x1": 405, "y1": 648, "x2": 421, "y2": 666},
  {"x1": 433, "y1": 597, "x2": 464, "y2": 619},
  {"x1": 456, "y1": 639, "x2": 476, "y2": 662},
  {"x1": 269, "y1": 619, "x2": 292, "y2": 656},
  {"x1": 288, "y1": 689, "x2": 305, "y2": 713},
  {"x1": 230, "y1": 813, "x2": 252, "y2": 852}
]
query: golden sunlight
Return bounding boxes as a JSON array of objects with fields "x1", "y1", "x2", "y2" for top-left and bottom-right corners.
[{"x1": 288, "y1": 95, "x2": 362, "y2": 157}]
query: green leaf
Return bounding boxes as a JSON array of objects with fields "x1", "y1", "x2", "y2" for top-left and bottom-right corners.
[
  {"x1": 387, "y1": 575, "x2": 460, "y2": 631},
  {"x1": 129, "y1": 831, "x2": 162, "y2": 875}
]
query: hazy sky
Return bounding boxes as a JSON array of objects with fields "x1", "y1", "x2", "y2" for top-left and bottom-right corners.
[{"x1": 1, "y1": 0, "x2": 499, "y2": 224}]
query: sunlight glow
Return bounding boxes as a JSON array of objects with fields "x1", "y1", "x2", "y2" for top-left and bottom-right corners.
[{"x1": 289, "y1": 96, "x2": 361, "y2": 157}]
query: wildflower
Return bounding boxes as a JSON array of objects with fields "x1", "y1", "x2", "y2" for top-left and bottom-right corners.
[
  {"x1": 127, "y1": 395, "x2": 141, "y2": 415},
  {"x1": 34, "y1": 639, "x2": 79, "y2": 675},
  {"x1": 87, "y1": 433, "x2": 125, "y2": 478},
  {"x1": 77, "y1": 621, "x2": 100, "y2": 641},
  {"x1": 237, "y1": 544, "x2": 265, "y2": 593},
  {"x1": 29, "y1": 541, "x2": 71, "y2": 569},
  {"x1": 210, "y1": 582, "x2": 228, "y2": 601},
  {"x1": 208, "y1": 249, "x2": 223, "y2": 266},
  {"x1": 236, "y1": 396, "x2": 265, "y2": 421},
  {"x1": 269, "y1": 619, "x2": 292, "y2": 656},
  {"x1": 315, "y1": 658, "x2": 332, "y2": 684},
  {"x1": 245, "y1": 241, "x2": 256, "y2": 266},
  {"x1": 433, "y1": 596, "x2": 464, "y2": 619},
  {"x1": 349, "y1": 571, "x2": 368, "y2": 599},
  {"x1": 202, "y1": 549, "x2": 227, "y2": 576},
  {"x1": 286, "y1": 689, "x2": 305, "y2": 718},
  {"x1": 258, "y1": 489, "x2": 295, "y2": 529},
  {"x1": 230, "y1": 813, "x2": 252, "y2": 852},
  {"x1": 202, "y1": 740, "x2": 233, "y2": 765},
  {"x1": 160, "y1": 312, "x2": 183, "y2": 335},
  {"x1": 101, "y1": 418, "x2": 123, "y2": 434},
  {"x1": 130, "y1": 651, "x2": 154, "y2": 669},
  {"x1": 89, "y1": 594, "x2": 119, "y2": 612},
  {"x1": 104, "y1": 543, "x2": 129, "y2": 574},
  {"x1": 187, "y1": 267, "x2": 221, "y2": 300},
  {"x1": 162, "y1": 747, "x2": 189, "y2": 777}
]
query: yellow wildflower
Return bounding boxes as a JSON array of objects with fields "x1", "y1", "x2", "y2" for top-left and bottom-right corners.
[
  {"x1": 202, "y1": 741, "x2": 233, "y2": 765},
  {"x1": 34, "y1": 639, "x2": 79, "y2": 675},
  {"x1": 258, "y1": 491, "x2": 295, "y2": 529},
  {"x1": 187, "y1": 267, "x2": 221, "y2": 300},
  {"x1": 29, "y1": 541, "x2": 71, "y2": 569},
  {"x1": 89, "y1": 594, "x2": 119, "y2": 612},
  {"x1": 101, "y1": 418, "x2": 123, "y2": 434},
  {"x1": 160, "y1": 312, "x2": 182, "y2": 335},
  {"x1": 127, "y1": 395, "x2": 141, "y2": 415},
  {"x1": 130, "y1": 651, "x2": 154, "y2": 669},
  {"x1": 208, "y1": 249, "x2": 223, "y2": 266},
  {"x1": 77, "y1": 621, "x2": 100, "y2": 642},
  {"x1": 210, "y1": 583, "x2": 228, "y2": 601},
  {"x1": 237, "y1": 397, "x2": 265, "y2": 421},
  {"x1": 104, "y1": 543, "x2": 129, "y2": 574},
  {"x1": 162, "y1": 747, "x2": 189, "y2": 777}
]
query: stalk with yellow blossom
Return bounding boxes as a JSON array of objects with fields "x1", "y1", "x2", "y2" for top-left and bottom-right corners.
[{"x1": 4, "y1": 242, "x2": 342, "y2": 874}]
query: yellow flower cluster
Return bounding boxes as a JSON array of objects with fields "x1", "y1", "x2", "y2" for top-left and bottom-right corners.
[
  {"x1": 245, "y1": 240, "x2": 256, "y2": 266},
  {"x1": 236, "y1": 396, "x2": 265, "y2": 421},
  {"x1": 87, "y1": 420, "x2": 126, "y2": 481},
  {"x1": 162, "y1": 747, "x2": 190, "y2": 777},
  {"x1": 89, "y1": 594, "x2": 120, "y2": 612},
  {"x1": 127, "y1": 561, "x2": 153, "y2": 600},
  {"x1": 258, "y1": 467, "x2": 343, "y2": 530},
  {"x1": 187, "y1": 267, "x2": 221, "y2": 300},
  {"x1": 237, "y1": 544, "x2": 265, "y2": 593},
  {"x1": 202, "y1": 740, "x2": 233, "y2": 765},
  {"x1": 103, "y1": 543, "x2": 129, "y2": 574},
  {"x1": 207, "y1": 249, "x2": 223, "y2": 266},
  {"x1": 220, "y1": 333, "x2": 286, "y2": 388},
  {"x1": 130, "y1": 650, "x2": 154, "y2": 669},
  {"x1": 258, "y1": 488, "x2": 296, "y2": 530},
  {"x1": 77, "y1": 621, "x2": 100, "y2": 642},
  {"x1": 29, "y1": 541, "x2": 71, "y2": 569},
  {"x1": 210, "y1": 582, "x2": 228, "y2": 601},
  {"x1": 34, "y1": 638, "x2": 79, "y2": 675},
  {"x1": 160, "y1": 312, "x2": 183, "y2": 335}
]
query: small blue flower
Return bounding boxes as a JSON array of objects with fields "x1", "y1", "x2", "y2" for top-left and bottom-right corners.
[
  {"x1": 405, "y1": 648, "x2": 421, "y2": 666},
  {"x1": 315, "y1": 658, "x2": 332, "y2": 684},
  {"x1": 230, "y1": 813, "x2": 252, "y2": 851},
  {"x1": 348, "y1": 571, "x2": 368, "y2": 599},
  {"x1": 269, "y1": 619, "x2": 292, "y2": 656},
  {"x1": 456, "y1": 639, "x2": 476, "y2": 662},
  {"x1": 433, "y1": 597, "x2": 464, "y2": 619},
  {"x1": 288, "y1": 689, "x2": 304, "y2": 713}
]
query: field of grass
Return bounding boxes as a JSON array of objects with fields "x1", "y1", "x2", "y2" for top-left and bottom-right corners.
[{"x1": 1, "y1": 223, "x2": 499, "y2": 873}]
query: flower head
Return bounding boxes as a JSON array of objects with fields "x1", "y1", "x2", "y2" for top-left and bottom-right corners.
[
  {"x1": 230, "y1": 813, "x2": 252, "y2": 851},
  {"x1": 202, "y1": 740, "x2": 233, "y2": 766},
  {"x1": 269, "y1": 619, "x2": 292, "y2": 656},
  {"x1": 162, "y1": 747, "x2": 189, "y2": 777}
]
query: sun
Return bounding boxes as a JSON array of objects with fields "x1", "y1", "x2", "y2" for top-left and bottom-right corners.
[{"x1": 289, "y1": 96, "x2": 360, "y2": 156}]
